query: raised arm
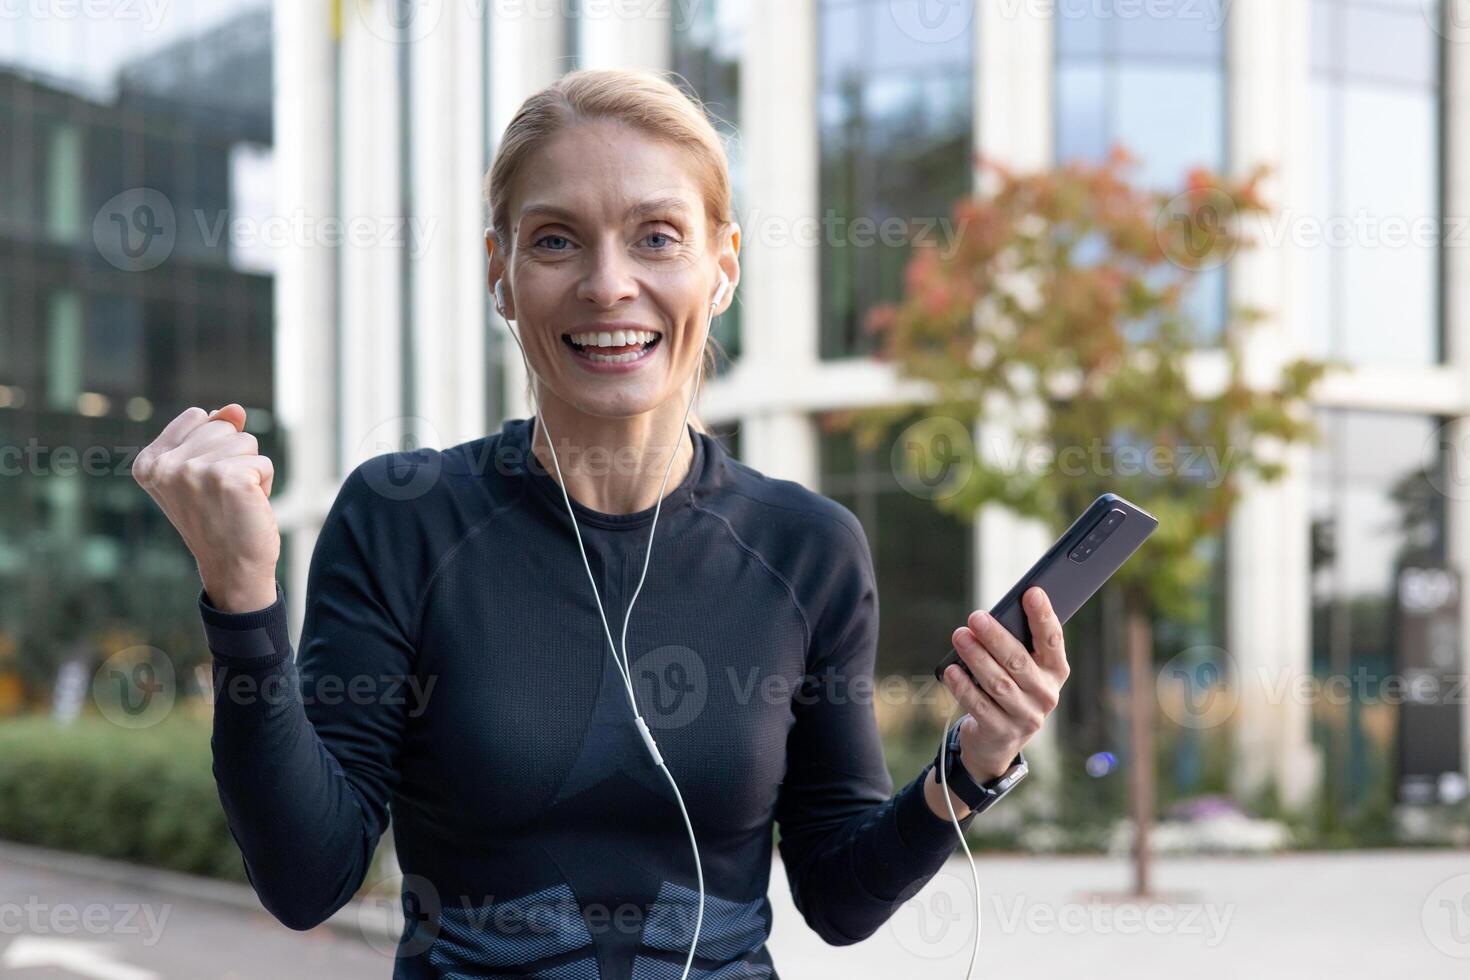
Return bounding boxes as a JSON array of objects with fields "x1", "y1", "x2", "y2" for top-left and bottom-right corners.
[{"x1": 134, "y1": 405, "x2": 416, "y2": 929}]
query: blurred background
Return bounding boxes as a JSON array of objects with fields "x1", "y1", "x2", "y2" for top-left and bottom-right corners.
[{"x1": 1, "y1": 0, "x2": 1468, "y2": 977}]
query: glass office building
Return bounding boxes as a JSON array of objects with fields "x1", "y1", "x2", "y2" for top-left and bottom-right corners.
[
  {"x1": 0, "y1": 5, "x2": 278, "y2": 697},
  {"x1": 6, "y1": 0, "x2": 1464, "y2": 819}
]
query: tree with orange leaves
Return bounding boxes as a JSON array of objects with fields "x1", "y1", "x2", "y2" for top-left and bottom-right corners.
[{"x1": 833, "y1": 147, "x2": 1330, "y2": 895}]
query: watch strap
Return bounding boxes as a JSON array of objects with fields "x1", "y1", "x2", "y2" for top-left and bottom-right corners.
[{"x1": 933, "y1": 723, "x2": 1027, "y2": 812}]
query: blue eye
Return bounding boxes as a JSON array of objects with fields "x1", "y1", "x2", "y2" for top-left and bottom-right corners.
[
  {"x1": 535, "y1": 234, "x2": 572, "y2": 251},
  {"x1": 644, "y1": 231, "x2": 677, "y2": 249}
]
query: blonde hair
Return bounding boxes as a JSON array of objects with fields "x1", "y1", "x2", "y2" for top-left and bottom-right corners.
[{"x1": 485, "y1": 68, "x2": 736, "y2": 434}]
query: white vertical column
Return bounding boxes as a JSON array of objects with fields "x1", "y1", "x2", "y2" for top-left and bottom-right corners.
[
  {"x1": 337, "y1": 4, "x2": 405, "y2": 472},
  {"x1": 488, "y1": 5, "x2": 570, "y2": 421},
  {"x1": 409, "y1": 3, "x2": 488, "y2": 450},
  {"x1": 1225, "y1": 0, "x2": 1319, "y2": 811},
  {"x1": 973, "y1": 0, "x2": 1055, "y2": 614},
  {"x1": 970, "y1": 1, "x2": 1061, "y2": 775},
  {"x1": 575, "y1": 1, "x2": 671, "y2": 69},
  {"x1": 976, "y1": 0, "x2": 1053, "y2": 180},
  {"x1": 273, "y1": 0, "x2": 339, "y2": 642},
  {"x1": 729, "y1": 0, "x2": 820, "y2": 485},
  {"x1": 1443, "y1": 7, "x2": 1470, "y2": 788},
  {"x1": 976, "y1": 0, "x2": 1055, "y2": 609}
]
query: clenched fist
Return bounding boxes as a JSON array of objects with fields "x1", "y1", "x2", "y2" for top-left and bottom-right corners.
[{"x1": 132, "y1": 403, "x2": 280, "y2": 613}]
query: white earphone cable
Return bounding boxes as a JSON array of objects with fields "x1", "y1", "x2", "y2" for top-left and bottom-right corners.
[
  {"x1": 937, "y1": 704, "x2": 981, "y2": 979},
  {"x1": 498, "y1": 276, "x2": 721, "y2": 980},
  {"x1": 500, "y1": 273, "x2": 979, "y2": 980}
]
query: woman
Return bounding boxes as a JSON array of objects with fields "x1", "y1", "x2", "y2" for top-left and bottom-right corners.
[{"x1": 133, "y1": 68, "x2": 1069, "y2": 979}]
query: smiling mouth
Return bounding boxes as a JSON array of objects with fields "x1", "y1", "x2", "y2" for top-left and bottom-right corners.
[{"x1": 561, "y1": 329, "x2": 663, "y2": 364}]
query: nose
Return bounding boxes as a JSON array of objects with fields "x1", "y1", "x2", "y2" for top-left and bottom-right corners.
[{"x1": 575, "y1": 239, "x2": 640, "y2": 309}]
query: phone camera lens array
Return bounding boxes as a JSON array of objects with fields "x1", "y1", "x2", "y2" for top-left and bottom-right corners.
[{"x1": 1069, "y1": 509, "x2": 1126, "y2": 562}]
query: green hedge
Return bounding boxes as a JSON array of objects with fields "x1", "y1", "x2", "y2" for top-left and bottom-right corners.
[{"x1": 0, "y1": 713, "x2": 248, "y2": 881}]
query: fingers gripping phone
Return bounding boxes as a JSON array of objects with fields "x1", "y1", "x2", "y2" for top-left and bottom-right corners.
[{"x1": 934, "y1": 493, "x2": 1159, "y2": 682}]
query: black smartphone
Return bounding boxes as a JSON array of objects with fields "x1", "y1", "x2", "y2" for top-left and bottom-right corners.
[{"x1": 933, "y1": 493, "x2": 1159, "y2": 682}]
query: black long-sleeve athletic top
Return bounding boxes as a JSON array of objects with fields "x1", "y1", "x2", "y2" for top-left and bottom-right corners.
[{"x1": 198, "y1": 416, "x2": 979, "y2": 979}]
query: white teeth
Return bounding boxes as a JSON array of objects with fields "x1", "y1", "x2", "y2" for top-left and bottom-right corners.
[
  {"x1": 583, "y1": 348, "x2": 648, "y2": 364},
  {"x1": 567, "y1": 329, "x2": 659, "y2": 347}
]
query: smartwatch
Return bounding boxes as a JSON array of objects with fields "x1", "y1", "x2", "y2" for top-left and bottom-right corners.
[{"x1": 932, "y1": 722, "x2": 1028, "y2": 815}]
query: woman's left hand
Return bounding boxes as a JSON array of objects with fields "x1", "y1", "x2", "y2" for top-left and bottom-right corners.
[{"x1": 940, "y1": 586, "x2": 1071, "y2": 782}]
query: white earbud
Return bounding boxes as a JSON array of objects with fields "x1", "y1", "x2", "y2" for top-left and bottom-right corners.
[
  {"x1": 495, "y1": 278, "x2": 506, "y2": 317},
  {"x1": 711, "y1": 271, "x2": 729, "y2": 312}
]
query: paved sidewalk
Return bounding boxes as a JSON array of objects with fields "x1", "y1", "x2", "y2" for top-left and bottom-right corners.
[
  {"x1": 2, "y1": 840, "x2": 1467, "y2": 978},
  {"x1": 766, "y1": 848, "x2": 1470, "y2": 979},
  {"x1": 0, "y1": 845, "x2": 389, "y2": 978}
]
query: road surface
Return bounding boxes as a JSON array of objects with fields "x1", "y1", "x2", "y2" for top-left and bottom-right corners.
[{"x1": 2, "y1": 847, "x2": 1467, "y2": 978}]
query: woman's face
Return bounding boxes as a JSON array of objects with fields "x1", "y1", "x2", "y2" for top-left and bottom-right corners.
[{"x1": 487, "y1": 120, "x2": 739, "y2": 421}]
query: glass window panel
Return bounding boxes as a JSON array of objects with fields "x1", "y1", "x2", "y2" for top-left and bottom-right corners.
[
  {"x1": 0, "y1": 95, "x2": 16, "y2": 229},
  {"x1": 1056, "y1": 64, "x2": 1108, "y2": 164},
  {"x1": 1344, "y1": 4, "x2": 1438, "y2": 87},
  {"x1": 85, "y1": 293, "x2": 143, "y2": 395},
  {"x1": 1310, "y1": 0, "x2": 1336, "y2": 73},
  {"x1": 84, "y1": 123, "x2": 126, "y2": 225},
  {"x1": 1112, "y1": 0, "x2": 1228, "y2": 60},
  {"x1": 1112, "y1": 65, "x2": 1224, "y2": 189},
  {"x1": 45, "y1": 119, "x2": 84, "y2": 243},
  {"x1": 819, "y1": 0, "x2": 975, "y2": 359},
  {"x1": 869, "y1": 0, "x2": 974, "y2": 73},
  {"x1": 1310, "y1": 1, "x2": 1441, "y2": 366},
  {"x1": 672, "y1": 0, "x2": 744, "y2": 365},
  {"x1": 821, "y1": 1, "x2": 864, "y2": 82},
  {"x1": 820, "y1": 86, "x2": 858, "y2": 140},
  {"x1": 143, "y1": 296, "x2": 183, "y2": 406},
  {"x1": 0, "y1": 281, "x2": 10, "y2": 383},
  {"x1": 872, "y1": 487, "x2": 970, "y2": 673},
  {"x1": 1310, "y1": 408, "x2": 1446, "y2": 699},
  {"x1": 194, "y1": 300, "x2": 235, "y2": 399},
  {"x1": 819, "y1": 422, "x2": 973, "y2": 675},
  {"x1": 46, "y1": 289, "x2": 83, "y2": 411},
  {"x1": 1308, "y1": 78, "x2": 1335, "y2": 357},
  {"x1": 1183, "y1": 265, "x2": 1225, "y2": 343},
  {"x1": 1056, "y1": 2, "x2": 1107, "y2": 57},
  {"x1": 1337, "y1": 85, "x2": 1438, "y2": 364},
  {"x1": 865, "y1": 77, "x2": 971, "y2": 212}
]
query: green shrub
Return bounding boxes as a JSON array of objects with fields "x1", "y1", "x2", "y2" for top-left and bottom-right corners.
[{"x1": 0, "y1": 712, "x2": 248, "y2": 881}]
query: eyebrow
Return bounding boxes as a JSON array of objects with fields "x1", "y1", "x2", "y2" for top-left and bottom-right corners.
[{"x1": 518, "y1": 196, "x2": 694, "y2": 225}]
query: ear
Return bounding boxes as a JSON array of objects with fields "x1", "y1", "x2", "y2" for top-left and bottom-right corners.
[
  {"x1": 714, "y1": 223, "x2": 741, "y2": 316},
  {"x1": 485, "y1": 230, "x2": 512, "y2": 319}
]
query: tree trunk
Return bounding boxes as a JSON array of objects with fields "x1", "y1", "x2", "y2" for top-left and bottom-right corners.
[{"x1": 1127, "y1": 601, "x2": 1154, "y2": 897}]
